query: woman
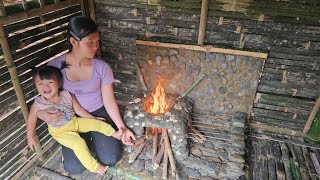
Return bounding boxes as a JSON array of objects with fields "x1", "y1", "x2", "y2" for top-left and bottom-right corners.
[{"x1": 38, "y1": 16, "x2": 135, "y2": 174}]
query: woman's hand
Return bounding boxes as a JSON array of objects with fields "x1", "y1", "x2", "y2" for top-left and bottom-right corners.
[
  {"x1": 36, "y1": 109, "x2": 64, "y2": 123},
  {"x1": 121, "y1": 127, "x2": 136, "y2": 145},
  {"x1": 27, "y1": 136, "x2": 36, "y2": 151}
]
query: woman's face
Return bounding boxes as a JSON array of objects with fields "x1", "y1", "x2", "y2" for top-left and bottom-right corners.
[{"x1": 74, "y1": 31, "x2": 100, "y2": 58}]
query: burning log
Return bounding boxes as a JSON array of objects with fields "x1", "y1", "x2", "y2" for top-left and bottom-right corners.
[{"x1": 129, "y1": 139, "x2": 149, "y2": 163}]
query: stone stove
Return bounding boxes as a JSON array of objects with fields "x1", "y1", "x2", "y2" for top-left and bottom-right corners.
[
  {"x1": 119, "y1": 41, "x2": 266, "y2": 179},
  {"x1": 124, "y1": 93, "x2": 192, "y2": 161}
]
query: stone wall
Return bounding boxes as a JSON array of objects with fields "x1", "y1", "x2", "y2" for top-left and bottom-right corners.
[{"x1": 137, "y1": 44, "x2": 265, "y2": 116}]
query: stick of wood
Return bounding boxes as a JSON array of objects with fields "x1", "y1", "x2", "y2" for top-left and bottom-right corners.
[
  {"x1": 129, "y1": 139, "x2": 149, "y2": 163},
  {"x1": 152, "y1": 129, "x2": 158, "y2": 164},
  {"x1": 163, "y1": 129, "x2": 177, "y2": 178},
  {"x1": 153, "y1": 136, "x2": 165, "y2": 169},
  {"x1": 133, "y1": 138, "x2": 146, "y2": 147},
  {"x1": 303, "y1": 97, "x2": 320, "y2": 135},
  {"x1": 181, "y1": 74, "x2": 206, "y2": 98},
  {"x1": 134, "y1": 61, "x2": 148, "y2": 91},
  {"x1": 162, "y1": 141, "x2": 168, "y2": 180},
  {"x1": 190, "y1": 127, "x2": 207, "y2": 142}
]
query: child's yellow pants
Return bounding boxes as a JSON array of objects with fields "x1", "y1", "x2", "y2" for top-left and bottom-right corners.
[{"x1": 48, "y1": 116, "x2": 115, "y2": 172}]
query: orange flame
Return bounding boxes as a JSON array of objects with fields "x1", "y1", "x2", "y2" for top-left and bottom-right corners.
[{"x1": 144, "y1": 81, "x2": 169, "y2": 114}]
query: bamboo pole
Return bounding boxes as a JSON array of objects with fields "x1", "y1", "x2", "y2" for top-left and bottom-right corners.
[
  {"x1": 181, "y1": 74, "x2": 206, "y2": 98},
  {"x1": 88, "y1": 0, "x2": 101, "y2": 57},
  {"x1": 0, "y1": 0, "x2": 6, "y2": 16},
  {"x1": 249, "y1": 123, "x2": 303, "y2": 137},
  {"x1": 21, "y1": 0, "x2": 28, "y2": 11},
  {"x1": 0, "y1": 25, "x2": 42, "y2": 154},
  {"x1": 303, "y1": 97, "x2": 320, "y2": 135},
  {"x1": 135, "y1": 40, "x2": 268, "y2": 59},
  {"x1": 197, "y1": 0, "x2": 208, "y2": 46},
  {"x1": 80, "y1": 0, "x2": 85, "y2": 15},
  {"x1": 39, "y1": 0, "x2": 46, "y2": 8}
]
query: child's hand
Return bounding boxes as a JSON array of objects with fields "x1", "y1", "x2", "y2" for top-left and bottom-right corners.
[
  {"x1": 112, "y1": 128, "x2": 123, "y2": 140},
  {"x1": 27, "y1": 136, "x2": 36, "y2": 151}
]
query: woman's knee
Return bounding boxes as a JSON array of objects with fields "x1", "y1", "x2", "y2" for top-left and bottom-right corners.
[
  {"x1": 62, "y1": 146, "x2": 86, "y2": 174},
  {"x1": 64, "y1": 161, "x2": 86, "y2": 174},
  {"x1": 98, "y1": 151, "x2": 121, "y2": 166}
]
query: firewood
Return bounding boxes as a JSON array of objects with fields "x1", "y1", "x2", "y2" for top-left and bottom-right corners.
[
  {"x1": 163, "y1": 129, "x2": 178, "y2": 178},
  {"x1": 133, "y1": 138, "x2": 146, "y2": 147},
  {"x1": 134, "y1": 61, "x2": 148, "y2": 91},
  {"x1": 189, "y1": 127, "x2": 207, "y2": 142},
  {"x1": 162, "y1": 142, "x2": 168, "y2": 180},
  {"x1": 129, "y1": 139, "x2": 149, "y2": 163},
  {"x1": 153, "y1": 136, "x2": 165, "y2": 170},
  {"x1": 152, "y1": 129, "x2": 158, "y2": 164}
]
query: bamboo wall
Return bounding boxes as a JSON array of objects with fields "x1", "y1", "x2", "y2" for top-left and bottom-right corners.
[
  {"x1": 0, "y1": 1, "x2": 82, "y2": 178},
  {"x1": 95, "y1": 0, "x2": 320, "y2": 134}
]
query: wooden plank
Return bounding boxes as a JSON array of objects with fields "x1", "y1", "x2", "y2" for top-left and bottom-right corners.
[
  {"x1": 0, "y1": 0, "x2": 80, "y2": 25},
  {"x1": 135, "y1": 40, "x2": 268, "y2": 58}
]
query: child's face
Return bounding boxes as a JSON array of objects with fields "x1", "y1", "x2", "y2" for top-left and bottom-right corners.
[{"x1": 34, "y1": 75, "x2": 60, "y2": 100}]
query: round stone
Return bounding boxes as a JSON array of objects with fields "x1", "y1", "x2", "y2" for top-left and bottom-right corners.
[
  {"x1": 208, "y1": 53, "x2": 215, "y2": 61},
  {"x1": 219, "y1": 86, "x2": 228, "y2": 94}
]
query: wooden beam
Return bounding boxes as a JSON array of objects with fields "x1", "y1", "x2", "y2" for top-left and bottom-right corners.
[
  {"x1": 197, "y1": 0, "x2": 208, "y2": 45},
  {"x1": 303, "y1": 97, "x2": 320, "y2": 135},
  {"x1": 0, "y1": 0, "x2": 80, "y2": 25},
  {"x1": 135, "y1": 40, "x2": 268, "y2": 59}
]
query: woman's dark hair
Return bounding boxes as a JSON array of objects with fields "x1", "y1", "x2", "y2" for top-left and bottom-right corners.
[
  {"x1": 32, "y1": 66, "x2": 63, "y2": 90},
  {"x1": 67, "y1": 16, "x2": 99, "y2": 51}
]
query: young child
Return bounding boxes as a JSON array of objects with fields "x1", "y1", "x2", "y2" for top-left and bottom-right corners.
[{"x1": 27, "y1": 66, "x2": 122, "y2": 175}]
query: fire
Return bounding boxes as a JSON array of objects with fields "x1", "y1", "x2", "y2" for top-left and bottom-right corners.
[{"x1": 144, "y1": 81, "x2": 169, "y2": 114}]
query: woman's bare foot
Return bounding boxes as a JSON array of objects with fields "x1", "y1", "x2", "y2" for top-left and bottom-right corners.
[{"x1": 94, "y1": 165, "x2": 108, "y2": 175}]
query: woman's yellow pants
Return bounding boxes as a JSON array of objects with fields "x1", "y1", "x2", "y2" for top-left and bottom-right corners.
[{"x1": 48, "y1": 116, "x2": 115, "y2": 172}]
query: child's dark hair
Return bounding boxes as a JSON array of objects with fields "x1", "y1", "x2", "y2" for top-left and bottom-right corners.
[
  {"x1": 67, "y1": 16, "x2": 99, "y2": 51},
  {"x1": 32, "y1": 66, "x2": 63, "y2": 89}
]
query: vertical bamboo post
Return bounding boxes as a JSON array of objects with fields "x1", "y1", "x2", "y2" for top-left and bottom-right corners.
[
  {"x1": 303, "y1": 97, "x2": 320, "y2": 135},
  {"x1": 54, "y1": 0, "x2": 60, "y2": 3},
  {"x1": 0, "y1": 0, "x2": 6, "y2": 16},
  {"x1": 21, "y1": 0, "x2": 28, "y2": 11},
  {"x1": 88, "y1": 0, "x2": 101, "y2": 57},
  {"x1": 38, "y1": 0, "x2": 45, "y2": 8},
  {"x1": 197, "y1": 0, "x2": 208, "y2": 45},
  {"x1": 0, "y1": 25, "x2": 42, "y2": 154},
  {"x1": 80, "y1": 0, "x2": 86, "y2": 15}
]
